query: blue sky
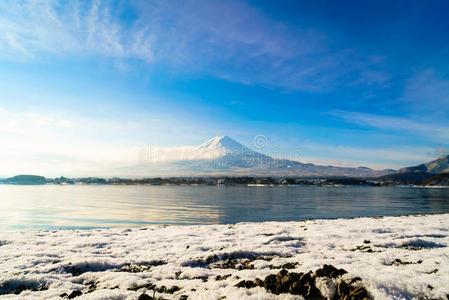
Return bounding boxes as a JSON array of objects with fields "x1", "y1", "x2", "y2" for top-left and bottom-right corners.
[{"x1": 0, "y1": 0, "x2": 448, "y2": 176}]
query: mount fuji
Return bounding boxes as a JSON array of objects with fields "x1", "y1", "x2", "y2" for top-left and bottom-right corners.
[{"x1": 121, "y1": 136, "x2": 394, "y2": 177}]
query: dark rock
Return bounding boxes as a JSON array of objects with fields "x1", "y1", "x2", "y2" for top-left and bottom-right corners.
[
  {"x1": 351, "y1": 245, "x2": 373, "y2": 252},
  {"x1": 289, "y1": 272, "x2": 302, "y2": 281},
  {"x1": 276, "y1": 275, "x2": 290, "y2": 294},
  {"x1": 263, "y1": 274, "x2": 278, "y2": 294},
  {"x1": 192, "y1": 276, "x2": 208, "y2": 282},
  {"x1": 245, "y1": 281, "x2": 255, "y2": 289},
  {"x1": 84, "y1": 280, "x2": 97, "y2": 293},
  {"x1": 254, "y1": 269, "x2": 300, "y2": 295},
  {"x1": 235, "y1": 280, "x2": 256, "y2": 289},
  {"x1": 68, "y1": 290, "x2": 82, "y2": 299},
  {"x1": 304, "y1": 281, "x2": 323, "y2": 299},
  {"x1": 278, "y1": 269, "x2": 288, "y2": 277},
  {"x1": 337, "y1": 280, "x2": 350, "y2": 297},
  {"x1": 270, "y1": 262, "x2": 298, "y2": 270},
  {"x1": 59, "y1": 293, "x2": 68, "y2": 298},
  {"x1": 363, "y1": 240, "x2": 371, "y2": 244},
  {"x1": 179, "y1": 295, "x2": 188, "y2": 300},
  {"x1": 350, "y1": 277, "x2": 362, "y2": 284},
  {"x1": 349, "y1": 287, "x2": 368, "y2": 299},
  {"x1": 289, "y1": 281, "x2": 303, "y2": 295},
  {"x1": 119, "y1": 264, "x2": 149, "y2": 273},
  {"x1": 299, "y1": 272, "x2": 314, "y2": 286},
  {"x1": 281, "y1": 262, "x2": 297, "y2": 269},
  {"x1": 166, "y1": 286, "x2": 180, "y2": 294},
  {"x1": 291, "y1": 272, "x2": 318, "y2": 297},
  {"x1": 315, "y1": 264, "x2": 338, "y2": 277},
  {"x1": 128, "y1": 283, "x2": 155, "y2": 291},
  {"x1": 330, "y1": 268, "x2": 348, "y2": 278},
  {"x1": 215, "y1": 274, "x2": 231, "y2": 281},
  {"x1": 254, "y1": 278, "x2": 264, "y2": 287},
  {"x1": 63, "y1": 265, "x2": 84, "y2": 276},
  {"x1": 118, "y1": 261, "x2": 166, "y2": 273},
  {"x1": 137, "y1": 294, "x2": 153, "y2": 300}
]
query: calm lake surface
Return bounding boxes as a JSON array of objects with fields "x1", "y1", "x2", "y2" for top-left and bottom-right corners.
[{"x1": 1, "y1": 185, "x2": 448, "y2": 231}]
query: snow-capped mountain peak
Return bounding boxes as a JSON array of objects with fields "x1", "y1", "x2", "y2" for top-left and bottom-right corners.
[
  {"x1": 141, "y1": 136, "x2": 255, "y2": 163},
  {"x1": 196, "y1": 136, "x2": 249, "y2": 153}
]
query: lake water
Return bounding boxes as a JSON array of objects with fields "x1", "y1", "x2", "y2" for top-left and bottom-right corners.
[{"x1": 1, "y1": 185, "x2": 448, "y2": 231}]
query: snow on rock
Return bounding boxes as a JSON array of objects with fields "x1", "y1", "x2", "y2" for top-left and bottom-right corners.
[{"x1": 0, "y1": 214, "x2": 448, "y2": 299}]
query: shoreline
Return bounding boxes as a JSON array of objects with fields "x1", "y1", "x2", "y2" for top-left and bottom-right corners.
[
  {"x1": 4, "y1": 211, "x2": 449, "y2": 233},
  {"x1": 1, "y1": 214, "x2": 448, "y2": 299},
  {"x1": 2, "y1": 183, "x2": 449, "y2": 188}
]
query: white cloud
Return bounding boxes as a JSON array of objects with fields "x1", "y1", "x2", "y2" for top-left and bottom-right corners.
[
  {"x1": 0, "y1": 108, "x2": 143, "y2": 177},
  {"x1": 428, "y1": 146, "x2": 449, "y2": 157}
]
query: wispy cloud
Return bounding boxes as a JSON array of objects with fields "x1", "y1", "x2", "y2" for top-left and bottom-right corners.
[
  {"x1": 0, "y1": 0, "x2": 387, "y2": 91},
  {"x1": 401, "y1": 69, "x2": 449, "y2": 116},
  {"x1": 132, "y1": 0, "x2": 389, "y2": 91},
  {"x1": 330, "y1": 110, "x2": 449, "y2": 142},
  {"x1": 300, "y1": 142, "x2": 433, "y2": 170},
  {"x1": 0, "y1": 0, "x2": 153, "y2": 63}
]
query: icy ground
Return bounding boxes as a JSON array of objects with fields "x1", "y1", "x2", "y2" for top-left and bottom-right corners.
[{"x1": 0, "y1": 214, "x2": 448, "y2": 299}]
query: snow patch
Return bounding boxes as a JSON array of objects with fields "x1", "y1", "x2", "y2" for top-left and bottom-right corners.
[{"x1": 0, "y1": 214, "x2": 448, "y2": 299}]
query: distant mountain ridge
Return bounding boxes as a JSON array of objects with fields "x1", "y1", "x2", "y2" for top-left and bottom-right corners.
[
  {"x1": 122, "y1": 136, "x2": 394, "y2": 177},
  {"x1": 397, "y1": 155, "x2": 449, "y2": 174},
  {"x1": 379, "y1": 155, "x2": 449, "y2": 185}
]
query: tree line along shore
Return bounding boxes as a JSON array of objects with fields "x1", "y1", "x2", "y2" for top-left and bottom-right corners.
[{"x1": 1, "y1": 174, "x2": 448, "y2": 186}]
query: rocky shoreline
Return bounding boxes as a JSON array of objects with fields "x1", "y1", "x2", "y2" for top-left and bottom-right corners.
[{"x1": 51, "y1": 264, "x2": 371, "y2": 300}]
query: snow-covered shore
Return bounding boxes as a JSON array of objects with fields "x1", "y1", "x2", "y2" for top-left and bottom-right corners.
[{"x1": 0, "y1": 214, "x2": 448, "y2": 299}]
